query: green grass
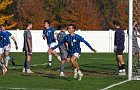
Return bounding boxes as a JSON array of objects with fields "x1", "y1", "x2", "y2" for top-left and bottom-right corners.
[{"x1": 0, "y1": 53, "x2": 139, "y2": 90}]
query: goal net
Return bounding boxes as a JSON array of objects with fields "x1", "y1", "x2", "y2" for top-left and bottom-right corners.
[{"x1": 131, "y1": 0, "x2": 140, "y2": 80}]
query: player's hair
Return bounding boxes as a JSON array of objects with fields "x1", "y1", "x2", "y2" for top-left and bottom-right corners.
[
  {"x1": 44, "y1": 20, "x2": 50, "y2": 25},
  {"x1": 25, "y1": 22, "x2": 32, "y2": 27},
  {"x1": 60, "y1": 24, "x2": 67, "y2": 30},
  {"x1": 113, "y1": 20, "x2": 120, "y2": 26},
  {"x1": 0, "y1": 24, "x2": 6, "y2": 27},
  {"x1": 68, "y1": 24, "x2": 76, "y2": 29}
]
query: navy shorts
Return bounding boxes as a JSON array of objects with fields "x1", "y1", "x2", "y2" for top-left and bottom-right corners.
[{"x1": 115, "y1": 49, "x2": 124, "y2": 55}]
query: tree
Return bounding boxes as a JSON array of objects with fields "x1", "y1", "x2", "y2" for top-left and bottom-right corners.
[
  {"x1": 0, "y1": 0, "x2": 16, "y2": 29},
  {"x1": 17, "y1": 0, "x2": 46, "y2": 29}
]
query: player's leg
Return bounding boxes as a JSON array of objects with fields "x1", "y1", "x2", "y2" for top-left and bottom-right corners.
[
  {"x1": 4, "y1": 46, "x2": 10, "y2": 68},
  {"x1": 26, "y1": 53, "x2": 34, "y2": 73},
  {"x1": 47, "y1": 47, "x2": 53, "y2": 67},
  {"x1": 0, "y1": 48, "x2": 7, "y2": 75},
  {"x1": 70, "y1": 53, "x2": 83, "y2": 80},
  {"x1": 60, "y1": 50, "x2": 68, "y2": 76},
  {"x1": 116, "y1": 50, "x2": 126, "y2": 75},
  {"x1": 22, "y1": 53, "x2": 27, "y2": 73},
  {"x1": 52, "y1": 51, "x2": 61, "y2": 61},
  {"x1": 51, "y1": 42, "x2": 61, "y2": 61},
  {"x1": 115, "y1": 54, "x2": 121, "y2": 74}
]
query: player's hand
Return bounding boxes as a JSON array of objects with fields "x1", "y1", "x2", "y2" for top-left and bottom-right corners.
[
  {"x1": 22, "y1": 48, "x2": 25, "y2": 52},
  {"x1": 15, "y1": 46, "x2": 18, "y2": 50},
  {"x1": 114, "y1": 45, "x2": 117, "y2": 52},
  {"x1": 29, "y1": 47, "x2": 32, "y2": 53},
  {"x1": 42, "y1": 35, "x2": 45, "y2": 40},
  {"x1": 92, "y1": 49, "x2": 96, "y2": 53}
]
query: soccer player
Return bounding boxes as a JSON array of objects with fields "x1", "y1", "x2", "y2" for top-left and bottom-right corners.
[
  {"x1": 1, "y1": 25, "x2": 18, "y2": 67},
  {"x1": 0, "y1": 29, "x2": 10, "y2": 75},
  {"x1": 22, "y1": 22, "x2": 34, "y2": 73},
  {"x1": 49, "y1": 24, "x2": 96, "y2": 80},
  {"x1": 42, "y1": 20, "x2": 61, "y2": 67},
  {"x1": 57, "y1": 24, "x2": 69, "y2": 76},
  {"x1": 113, "y1": 20, "x2": 126, "y2": 75}
]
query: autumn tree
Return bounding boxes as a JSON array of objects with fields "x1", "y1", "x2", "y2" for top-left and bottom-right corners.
[
  {"x1": 17, "y1": 0, "x2": 46, "y2": 29},
  {"x1": 0, "y1": 0, "x2": 16, "y2": 29}
]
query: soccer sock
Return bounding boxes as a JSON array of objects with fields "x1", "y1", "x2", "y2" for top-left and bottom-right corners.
[
  {"x1": 49, "y1": 55, "x2": 52, "y2": 62},
  {"x1": 5, "y1": 56, "x2": 10, "y2": 67},
  {"x1": 24, "y1": 60, "x2": 27, "y2": 69},
  {"x1": 74, "y1": 68, "x2": 77, "y2": 73},
  {"x1": 48, "y1": 55, "x2": 52, "y2": 66},
  {"x1": 8, "y1": 57, "x2": 12, "y2": 61},
  {"x1": 119, "y1": 66, "x2": 121, "y2": 70},
  {"x1": 78, "y1": 70, "x2": 82, "y2": 75},
  {"x1": 26, "y1": 61, "x2": 31, "y2": 69},
  {"x1": 60, "y1": 63, "x2": 66, "y2": 72},
  {"x1": 121, "y1": 64, "x2": 125, "y2": 69},
  {"x1": 57, "y1": 56, "x2": 61, "y2": 61}
]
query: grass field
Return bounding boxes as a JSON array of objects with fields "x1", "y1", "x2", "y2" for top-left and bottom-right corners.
[{"x1": 0, "y1": 53, "x2": 140, "y2": 90}]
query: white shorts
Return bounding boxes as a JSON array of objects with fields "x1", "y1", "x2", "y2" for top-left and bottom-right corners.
[
  {"x1": 73, "y1": 53, "x2": 80, "y2": 59},
  {"x1": 3, "y1": 46, "x2": 10, "y2": 51},
  {"x1": 48, "y1": 42, "x2": 57, "y2": 52},
  {"x1": 0, "y1": 48, "x2": 3, "y2": 54},
  {"x1": 0, "y1": 46, "x2": 10, "y2": 54}
]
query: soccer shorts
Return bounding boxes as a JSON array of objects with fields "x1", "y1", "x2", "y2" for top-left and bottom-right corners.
[
  {"x1": 115, "y1": 49, "x2": 124, "y2": 55},
  {"x1": 49, "y1": 42, "x2": 57, "y2": 52},
  {"x1": 68, "y1": 52, "x2": 80, "y2": 59},
  {"x1": 3, "y1": 45, "x2": 10, "y2": 51},
  {"x1": 25, "y1": 50, "x2": 32, "y2": 56},
  {"x1": 0, "y1": 48, "x2": 3, "y2": 54},
  {"x1": 59, "y1": 49, "x2": 68, "y2": 60}
]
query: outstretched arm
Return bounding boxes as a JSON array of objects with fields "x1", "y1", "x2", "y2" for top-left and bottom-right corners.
[
  {"x1": 80, "y1": 37, "x2": 96, "y2": 53},
  {"x1": 10, "y1": 36, "x2": 18, "y2": 50}
]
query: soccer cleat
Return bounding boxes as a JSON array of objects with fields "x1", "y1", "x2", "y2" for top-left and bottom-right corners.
[
  {"x1": 74, "y1": 70, "x2": 78, "y2": 78},
  {"x1": 47, "y1": 63, "x2": 51, "y2": 68},
  {"x1": 10, "y1": 58, "x2": 15, "y2": 66},
  {"x1": 26, "y1": 69, "x2": 34, "y2": 74},
  {"x1": 60, "y1": 72, "x2": 65, "y2": 77},
  {"x1": 118, "y1": 69, "x2": 126, "y2": 75},
  {"x1": 22, "y1": 68, "x2": 26, "y2": 73},
  {"x1": 78, "y1": 73, "x2": 83, "y2": 81},
  {"x1": 2, "y1": 65, "x2": 7, "y2": 75}
]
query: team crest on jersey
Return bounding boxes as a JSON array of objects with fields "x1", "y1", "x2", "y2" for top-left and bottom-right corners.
[
  {"x1": 48, "y1": 30, "x2": 51, "y2": 33},
  {"x1": 73, "y1": 39, "x2": 76, "y2": 42}
]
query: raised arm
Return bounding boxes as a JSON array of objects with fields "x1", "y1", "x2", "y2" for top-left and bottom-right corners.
[{"x1": 80, "y1": 36, "x2": 96, "y2": 53}]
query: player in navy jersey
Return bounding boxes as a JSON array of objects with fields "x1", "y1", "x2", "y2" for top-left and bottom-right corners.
[
  {"x1": 42, "y1": 20, "x2": 61, "y2": 67},
  {"x1": 1, "y1": 25, "x2": 18, "y2": 67},
  {"x1": 113, "y1": 20, "x2": 126, "y2": 75},
  {"x1": 0, "y1": 30, "x2": 10, "y2": 75},
  {"x1": 49, "y1": 24, "x2": 96, "y2": 80}
]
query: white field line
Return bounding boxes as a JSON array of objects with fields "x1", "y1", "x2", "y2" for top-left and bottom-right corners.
[
  {"x1": 0, "y1": 86, "x2": 60, "y2": 90},
  {"x1": 8, "y1": 63, "x2": 48, "y2": 70},
  {"x1": 100, "y1": 79, "x2": 131, "y2": 90}
]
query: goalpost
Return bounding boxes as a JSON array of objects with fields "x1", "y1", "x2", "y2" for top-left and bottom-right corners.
[
  {"x1": 129, "y1": 0, "x2": 140, "y2": 80},
  {"x1": 128, "y1": 0, "x2": 133, "y2": 80}
]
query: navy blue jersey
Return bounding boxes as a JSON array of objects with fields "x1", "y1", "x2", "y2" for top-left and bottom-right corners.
[
  {"x1": 43, "y1": 27, "x2": 56, "y2": 45},
  {"x1": 114, "y1": 28, "x2": 125, "y2": 50},
  {"x1": 0, "y1": 31, "x2": 10, "y2": 48},
  {"x1": 53, "y1": 34, "x2": 93, "y2": 56}
]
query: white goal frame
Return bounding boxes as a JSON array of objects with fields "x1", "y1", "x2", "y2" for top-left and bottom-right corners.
[{"x1": 128, "y1": 0, "x2": 133, "y2": 80}]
